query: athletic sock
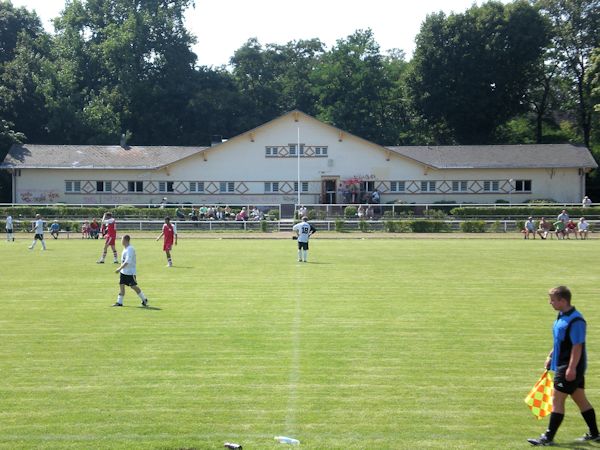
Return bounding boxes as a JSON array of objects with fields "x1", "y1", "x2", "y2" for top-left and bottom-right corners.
[
  {"x1": 30, "y1": 240, "x2": 36, "y2": 248},
  {"x1": 117, "y1": 294, "x2": 123, "y2": 305},
  {"x1": 545, "y1": 412, "x2": 564, "y2": 440},
  {"x1": 582, "y1": 408, "x2": 599, "y2": 436},
  {"x1": 137, "y1": 291, "x2": 147, "y2": 301},
  {"x1": 297, "y1": 250, "x2": 302, "y2": 261},
  {"x1": 41, "y1": 240, "x2": 46, "y2": 250},
  {"x1": 303, "y1": 249, "x2": 308, "y2": 262},
  {"x1": 112, "y1": 249, "x2": 118, "y2": 262}
]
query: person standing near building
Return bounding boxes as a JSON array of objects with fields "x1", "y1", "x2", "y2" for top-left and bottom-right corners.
[
  {"x1": 50, "y1": 220, "x2": 60, "y2": 239},
  {"x1": 113, "y1": 235, "x2": 148, "y2": 307},
  {"x1": 97, "y1": 212, "x2": 118, "y2": 263},
  {"x1": 528, "y1": 286, "x2": 599, "y2": 446},
  {"x1": 582, "y1": 196, "x2": 592, "y2": 208},
  {"x1": 28, "y1": 214, "x2": 46, "y2": 250},
  {"x1": 292, "y1": 216, "x2": 316, "y2": 262},
  {"x1": 156, "y1": 217, "x2": 177, "y2": 267},
  {"x1": 6, "y1": 214, "x2": 14, "y2": 241}
]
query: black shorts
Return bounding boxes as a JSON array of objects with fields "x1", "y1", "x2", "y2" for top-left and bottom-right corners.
[
  {"x1": 34, "y1": 234, "x2": 44, "y2": 240},
  {"x1": 298, "y1": 241, "x2": 309, "y2": 250},
  {"x1": 6, "y1": 228, "x2": 12, "y2": 233},
  {"x1": 554, "y1": 366, "x2": 585, "y2": 394},
  {"x1": 119, "y1": 273, "x2": 138, "y2": 287}
]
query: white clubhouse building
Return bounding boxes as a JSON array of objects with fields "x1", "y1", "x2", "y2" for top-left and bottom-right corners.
[{"x1": 1, "y1": 111, "x2": 597, "y2": 205}]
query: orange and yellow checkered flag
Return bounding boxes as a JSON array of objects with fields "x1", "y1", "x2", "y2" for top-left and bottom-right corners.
[{"x1": 525, "y1": 370, "x2": 553, "y2": 419}]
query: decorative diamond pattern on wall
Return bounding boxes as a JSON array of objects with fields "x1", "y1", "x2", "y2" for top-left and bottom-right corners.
[
  {"x1": 406, "y1": 181, "x2": 419, "y2": 193},
  {"x1": 438, "y1": 181, "x2": 451, "y2": 194},
  {"x1": 376, "y1": 181, "x2": 388, "y2": 193},
  {"x1": 470, "y1": 181, "x2": 483, "y2": 193},
  {"x1": 236, "y1": 182, "x2": 248, "y2": 194},
  {"x1": 205, "y1": 182, "x2": 219, "y2": 194},
  {"x1": 112, "y1": 181, "x2": 127, "y2": 194},
  {"x1": 175, "y1": 181, "x2": 186, "y2": 194},
  {"x1": 280, "y1": 182, "x2": 293, "y2": 194},
  {"x1": 278, "y1": 147, "x2": 289, "y2": 157},
  {"x1": 500, "y1": 180, "x2": 512, "y2": 193},
  {"x1": 146, "y1": 181, "x2": 157, "y2": 194},
  {"x1": 82, "y1": 181, "x2": 95, "y2": 194},
  {"x1": 304, "y1": 147, "x2": 315, "y2": 157}
]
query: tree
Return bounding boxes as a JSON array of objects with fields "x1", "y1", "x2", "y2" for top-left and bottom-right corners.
[
  {"x1": 409, "y1": 1, "x2": 549, "y2": 144},
  {"x1": 536, "y1": 0, "x2": 600, "y2": 148}
]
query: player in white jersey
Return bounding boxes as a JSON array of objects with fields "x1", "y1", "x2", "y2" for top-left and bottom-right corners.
[
  {"x1": 6, "y1": 215, "x2": 14, "y2": 241},
  {"x1": 113, "y1": 235, "x2": 148, "y2": 307},
  {"x1": 292, "y1": 216, "x2": 317, "y2": 262},
  {"x1": 28, "y1": 214, "x2": 46, "y2": 250}
]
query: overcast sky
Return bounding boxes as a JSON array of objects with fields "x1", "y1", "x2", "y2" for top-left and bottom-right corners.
[{"x1": 11, "y1": 0, "x2": 511, "y2": 67}]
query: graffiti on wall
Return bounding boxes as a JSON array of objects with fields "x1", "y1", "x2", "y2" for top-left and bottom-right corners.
[{"x1": 20, "y1": 190, "x2": 60, "y2": 203}]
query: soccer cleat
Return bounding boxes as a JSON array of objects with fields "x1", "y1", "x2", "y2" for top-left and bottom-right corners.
[
  {"x1": 527, "y1": 434, "x2": 554, "y2": 446},
  {"x1": 141, "y1": 298, "x2": 148, "y2": 307},
  {"x1": 113, "y1": 260, "x2": 119, "y2": 264},
  {"x1": 576, "y1": 433, "x2": 600, "y2": 442},
  {"x1": 96, "y1": 260, "x2": 104, "y2": 264},
  {"x1": 111, "y1": 303, "x2": 123, "y2": 307}
]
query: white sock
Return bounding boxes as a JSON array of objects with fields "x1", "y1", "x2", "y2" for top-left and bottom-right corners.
[
  {"x1": 117, "y1": 294, "x2": 123, "y2": 305},
  {"x1": 41, "y1": 240, "x2": 46, "y2": 250},
  {"x1": 298, "y1": 250, "x2": 302, "y2": 261},
  {"x1": 303, "y1": 249, "x2": 308, "y2": 262},
  {"x1": 30, "y1": 240, "x2": 36, "y2": 248},
  {"x1": 137, "y1": 291, "x2": 147, "y2": 302}
]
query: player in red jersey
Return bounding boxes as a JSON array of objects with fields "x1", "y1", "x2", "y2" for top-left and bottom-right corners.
[
  {"x1": 156, "y1": 216, "x2": 177, "y2": 267},
  {"x1": 97, "y1": 212, "x2": 118, "y2": 263}
]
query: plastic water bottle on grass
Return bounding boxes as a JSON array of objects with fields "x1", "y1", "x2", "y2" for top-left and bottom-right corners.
[{"x1": 275, "y1": 436, "x2": 300, "y2": 445}]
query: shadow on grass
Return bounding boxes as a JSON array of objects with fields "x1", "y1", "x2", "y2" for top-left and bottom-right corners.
[{"x1": 109, "y1": 305, "x2": 162, "y2": 310}]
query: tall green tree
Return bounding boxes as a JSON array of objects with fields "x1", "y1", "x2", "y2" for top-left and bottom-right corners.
[
  {"x1": 311, "y1": 29, "x2": 410, "y2": 145},
  {"x1": 409, "y1": 1, "x2": 549, "y2": 144},
  {"x1": 536, "y1": 0, "x2": 600, "y2": 148}
]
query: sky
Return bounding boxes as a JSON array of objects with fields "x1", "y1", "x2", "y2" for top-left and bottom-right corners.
[{"x1": 10, "y1": 0, "x2": 511, "y2": 67}]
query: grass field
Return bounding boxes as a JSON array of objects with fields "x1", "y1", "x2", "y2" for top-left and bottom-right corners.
[{"x1": 1, "y1": 235, "x2": 600, "y2": 449}]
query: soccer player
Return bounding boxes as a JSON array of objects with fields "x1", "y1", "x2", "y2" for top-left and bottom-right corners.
[
  {"x1": 28, "y1": 214, "x2": 46, "y2": 250},
  {"x1": 156, "y1": 217, "x2": 177, "y2": 267},
  {"x1": 97, "y1": 212, "x2": 118, "y2": 263},
  {"x1": 113, "y1": 235, "x2": 148, "y2": 307},
  {"x1": 528, "y1": 286, "x2": 599, "y2": 446},
  {"x1": 6, "y1": 214, "x2": 14, "y2": 241},
  {"x1": 292, "y1": 216, "x2": 316, "y2": 262},
  {"x1": 50, "y1": 220, "x2": 60, "y2": 239}
]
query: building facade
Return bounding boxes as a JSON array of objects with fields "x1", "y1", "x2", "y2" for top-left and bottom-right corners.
[{"x1": 1, "y1": 111, "x2": 597, "y2": 205}]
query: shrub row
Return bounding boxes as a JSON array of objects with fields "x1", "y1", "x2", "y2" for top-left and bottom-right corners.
[
  {"x1": 382, "y1": 220, "x2": 450, "y2": 233},
  {"x1": 450, "y1": 206, "x2": 600, "y2": 219}
]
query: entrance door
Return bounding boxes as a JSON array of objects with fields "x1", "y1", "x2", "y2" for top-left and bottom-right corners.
[{"x1": 321, "y1": 177, "x2": 338, "y2": 204}]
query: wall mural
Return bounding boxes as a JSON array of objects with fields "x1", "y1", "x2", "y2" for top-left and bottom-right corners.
[{"x1": 19, "y1": 190, "x2": 60, "y2": 203}]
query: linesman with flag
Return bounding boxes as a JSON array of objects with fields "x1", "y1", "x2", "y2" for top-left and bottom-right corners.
[{"x1": 527, "y1": 286, "x2": 599, "y2": 446}]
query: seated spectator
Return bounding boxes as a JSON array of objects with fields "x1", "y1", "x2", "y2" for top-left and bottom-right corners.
[
  {"x1": 366, "y1": 205, "x2": 374, "y2": 219},
  {"x1": 82, "y1": 221, "x2": 90, "y2": 239},
  {"x1": 557, "y1": 209, "x2": 569, "y2": 224},
  {"x1": 537, "y1": 217, "x2": 551, "y2": 240},
  {"x1": 206, "y1": 206, "x2": 215, "y2": 219},
  {"x1": 298, "y1": 205, "x2": 307, "y2": 219},
  {"x1": 189, "y1": 207, "x2": 199, "y2": 221},
  {"x1": 216, "y1": 206, "x2": 224, "y2": 220},
  {"x1": 522, "y1": 217, "x2": 536, "y2": 239},
  {"x1": 236, "y1": 207, "x2": 248, "y2": 221},
  {"x1": 553, "y1": 219, "x2": 566, "y2": 239},
  {"x1": 565, "y1": 219, "x2": 578, "y2": 239},
  {"x1": 176, "y1": 207, "x2": 186, "y2": 220},
  {"x1": 578, "y1": 217, "x2": 589, "y2": 240},
  {"x1": 582, "y1": 195, "x2": 592, "y2": 208},
  {"x1": 224, "y1": 205, "x2": 232, "y2": 219},
  {"x1": 357, "y1": 204, "x2": 365, "y2": 219},
  {"x1": 50, "y1": 220, "x2": 60, "y2": 239},
  {"x1": 250, "y1": 206, "x2": 262, "y2": 221},
  {"x1": 199, "y1": 205, "x2": 208, "y2": 219},
  {"x1": 89, "y1": 218, "x2": 100, "y2": 239}
]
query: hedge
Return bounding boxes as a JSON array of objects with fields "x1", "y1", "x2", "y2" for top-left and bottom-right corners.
[
  {"x1": 409, "y1": 220, "x2": 450, "y2": 233},
  {"x1": 450, "y1": 206, "x2": 600, "y2": 219},
  {"x1": 0, "y1": 206, "x2": 183, "y2": 220},
  {"x1": 460, "y1": 220, "x2": 486, "y2": 233}
]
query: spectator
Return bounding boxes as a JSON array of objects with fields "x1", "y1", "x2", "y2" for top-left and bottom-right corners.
[
  {"x1": 553, "y1": 219, "x2": 566, "y2": 239},
  {"x1": 82, "y1": 221, "x2": 90, "y2": 239},
  {"x1": 578, "y1": 217, "x2": 589, "y2": 240},
  {"x1": 357, "y1": 204, "x2": 365, "y2": 219},
  {"x1": 206, "y1": 206, "x2": 215, "y2": 219},
  {"x1": 216, "y1": 206, "x2": 224, "y2": 220},
  {"x1": 189, "y1": 207, "x2": 199, "y2": 221},
  {"x1": 371, "y1": 189, "x2": 380, "y2": 204},
  {"x1": 236, "y1": 207, "x2": 248, "y2": 221},
  {"x1": 557, "y1": 209, "x2": 569, "y2": 224},
  {"x1": 160, "y1": 197, "x2": 168, "y2": 208},
  {"x1": 49, "y1": 220, "x2": 60, "y2": 239},
  {"x1": 224, "y1": 205, "x2": 232, "y2": 219},
  {"x1": 199, "y1": 205, "x2": 208, "y2": 219},
  {"x1": 566, "y1": 219, "x2": 578, "y2": 239},
  {"x1": 176, "y1": 207, "x2": 186, "y2": 220},
  {"x1": 582, "y1": 196, "x2": 592, "y2": 208},
  {"x1": 537, "y1": 217, "x2": 551, "y2": 240},
  {"x1": 366, "y1": 205, "x2": 374, "y2": 219},
  {"x1": 89, "y1": 218, "x2": 100, "y2": 239},
  {"x1": 250, "y1": 206, "x2": 262, "y2": 221},
  {"x1": 298, "y1": 205, "x2": 307, "y2": 219},
  {"x1": 523, "y1": 217, "x2": 536, "y2": 239}
]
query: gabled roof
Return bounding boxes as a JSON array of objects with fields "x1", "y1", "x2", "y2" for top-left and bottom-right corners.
[
  {"x1": 385, "y1": 144, "x2": 598, "y2": 169},
  {"x1": 0, "y1": 144, "x2": 205, "y2": 169}
]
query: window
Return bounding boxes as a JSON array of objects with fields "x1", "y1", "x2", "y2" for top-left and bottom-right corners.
[
  {"x1": 294, "y1": 181, "x2": 309, "y2": 192},
  {"x1": 390, "y1": 181, "x2": 405, "y2": 192},
  {"x1": 159, "y1": 181, "x2": 174, "y2": 193},
  {"x1": 514, "y1": 179, "x2": 532, "y2": 192},
  {"x1": 315, "y1": 146, "x2": 328, "y2": 156},
  {"x1": 361, "y1": 181, "x2": 375, "y2": 192},
  {"x1": 128, "y1": 181, "x2": 143, "y2": 192},
  {"x1": 483, "y1": 180, "x2": 499, "y2": 192},
  {"x1": 219, "y1": 181, "x2": 235, "y2": 193},
  {"x1": 264, "y1": 182, "x2": 279, "y2": 193},
  {"x1": 289, "y1": 144, "x2": 305, "y2": 156},
  {"x1": 265, "y1": 146, "x2": 278, "y2": 157},
  {"x1": 96, "y1": 181, "x2": 112, "y2": 192},
  {"x1": 421, "y1": 181, "x2": 436, "y2": 192},
  {"x1": 65, "y1": 181, "x2": 81, "y2": 192},
  {"x1": 452, "y1": 181, "x2": 468, "y2": 192},
  {"x1": 189, "y1": 181, "x2": 204, "y2": 193}
]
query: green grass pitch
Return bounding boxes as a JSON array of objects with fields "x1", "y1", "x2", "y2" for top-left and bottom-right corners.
[{"x1": 1, "y1": 236, "x2": 599, "y2": 449}]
